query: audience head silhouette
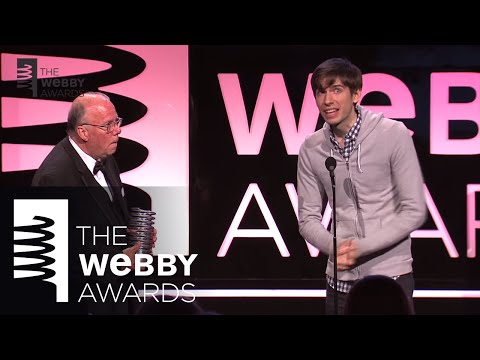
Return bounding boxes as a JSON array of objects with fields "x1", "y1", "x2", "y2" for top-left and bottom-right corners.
[{"x1": 344, "y1": 275, "x2": 414, "y2": 315}]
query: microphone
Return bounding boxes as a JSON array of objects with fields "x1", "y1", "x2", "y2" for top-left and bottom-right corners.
[
  {"x1": 325, "y1": 156, "x2": 337, "y2": 177},
  {"x1": 324, "y1": 155, "x2": 338, "y2": 314}
]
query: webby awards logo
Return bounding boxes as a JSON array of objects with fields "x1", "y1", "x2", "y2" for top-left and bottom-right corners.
[
  {"x1": 16, "y1": 57, "x2": 85, "y2": 98},
  {"x1": 13, "y1": 198, "x2": 198, "y2": 307}
]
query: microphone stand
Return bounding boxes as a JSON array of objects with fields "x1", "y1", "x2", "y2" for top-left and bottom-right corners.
[{"x1": 329, "y1": 170, "x2": 338, "y2": 315}]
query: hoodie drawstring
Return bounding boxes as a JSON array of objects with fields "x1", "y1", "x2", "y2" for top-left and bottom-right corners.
[
  {"x1": 357, "y1": 143, "x2": 363, "y2": 173},
  {"x1": 330, "y1": 146, "x2": 362, "y2": 173}
]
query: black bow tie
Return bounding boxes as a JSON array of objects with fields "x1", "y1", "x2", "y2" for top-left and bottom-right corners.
[{"x1": 93, "y1": 160, "x2": 104, "y2": 175}]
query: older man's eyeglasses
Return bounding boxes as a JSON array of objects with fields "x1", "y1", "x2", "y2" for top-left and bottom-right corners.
[{"x1": 80, "y1": 117, "x2": 123, "y2": 133}]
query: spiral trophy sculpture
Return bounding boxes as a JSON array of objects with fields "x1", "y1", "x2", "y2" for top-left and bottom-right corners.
[{"x1": 128, "y1": 207, "x2": 156, "y2": 255}]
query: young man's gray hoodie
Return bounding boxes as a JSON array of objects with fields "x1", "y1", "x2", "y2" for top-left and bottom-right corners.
[{"x1": 297, "y1": 105, "x2": 428, "y2": 281}]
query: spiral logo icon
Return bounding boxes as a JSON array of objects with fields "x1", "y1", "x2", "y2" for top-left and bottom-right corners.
[
  {"x1": 13, "y1": 199, "x2": 69, "y2": 302},
  {"x1": 16, "y1": 58, "x2": 37, "y2": 97}
]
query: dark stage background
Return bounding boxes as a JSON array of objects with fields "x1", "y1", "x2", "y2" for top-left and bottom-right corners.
[{"x1": 1, "y1": 45, "x2": 480, "y2": 315}]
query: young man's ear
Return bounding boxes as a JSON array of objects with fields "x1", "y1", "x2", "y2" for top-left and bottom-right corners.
[{"x1": 352, "y1": 89, "x2": 362, "y2": 104}]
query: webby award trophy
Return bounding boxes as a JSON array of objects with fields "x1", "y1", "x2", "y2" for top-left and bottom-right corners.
[{"x1": 127, "y1": 207, "x2": 156, "y2": 255}]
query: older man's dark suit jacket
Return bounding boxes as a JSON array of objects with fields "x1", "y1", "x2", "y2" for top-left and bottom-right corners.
[
  {"x1": 32, "y1": 136, "x2": 129, "y2": 224},
  {"x1": 32, "y1": 136, "x2": 132, "y2": 315}
]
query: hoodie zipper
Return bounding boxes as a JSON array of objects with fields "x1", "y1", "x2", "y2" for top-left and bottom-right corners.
[
  {"x1": 345, "y1": 158, "x2": 361, "y2": 240},
  {"x1": 345, "y1": 157, "x2": 362, "y2": 279}
]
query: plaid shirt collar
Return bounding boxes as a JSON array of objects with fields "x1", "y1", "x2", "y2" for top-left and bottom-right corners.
[{"x1": 329, "y1": 109, "x2": 362, "y2": 161}]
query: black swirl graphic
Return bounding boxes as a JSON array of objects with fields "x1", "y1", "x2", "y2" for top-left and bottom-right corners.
[{"x1": 14, "y1": 215, "x2": 56, "y2": 280}]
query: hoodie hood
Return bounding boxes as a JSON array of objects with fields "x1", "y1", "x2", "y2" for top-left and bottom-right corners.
[
  {"x1": 321, "y1": 104, "x2": 385, "y2": 145},
  {"x1": 322, "y1": 105, "x2": 385, "y2": 173}
]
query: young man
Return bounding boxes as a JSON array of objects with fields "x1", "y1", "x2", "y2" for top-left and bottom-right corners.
[{"x1": 297, "y1": 58, "x2": 427, "y2": 315}]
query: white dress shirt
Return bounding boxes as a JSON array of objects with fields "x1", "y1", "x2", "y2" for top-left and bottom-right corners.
[{"x1": 69, "y1": 137, "x2": 113, "y2": 201}]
